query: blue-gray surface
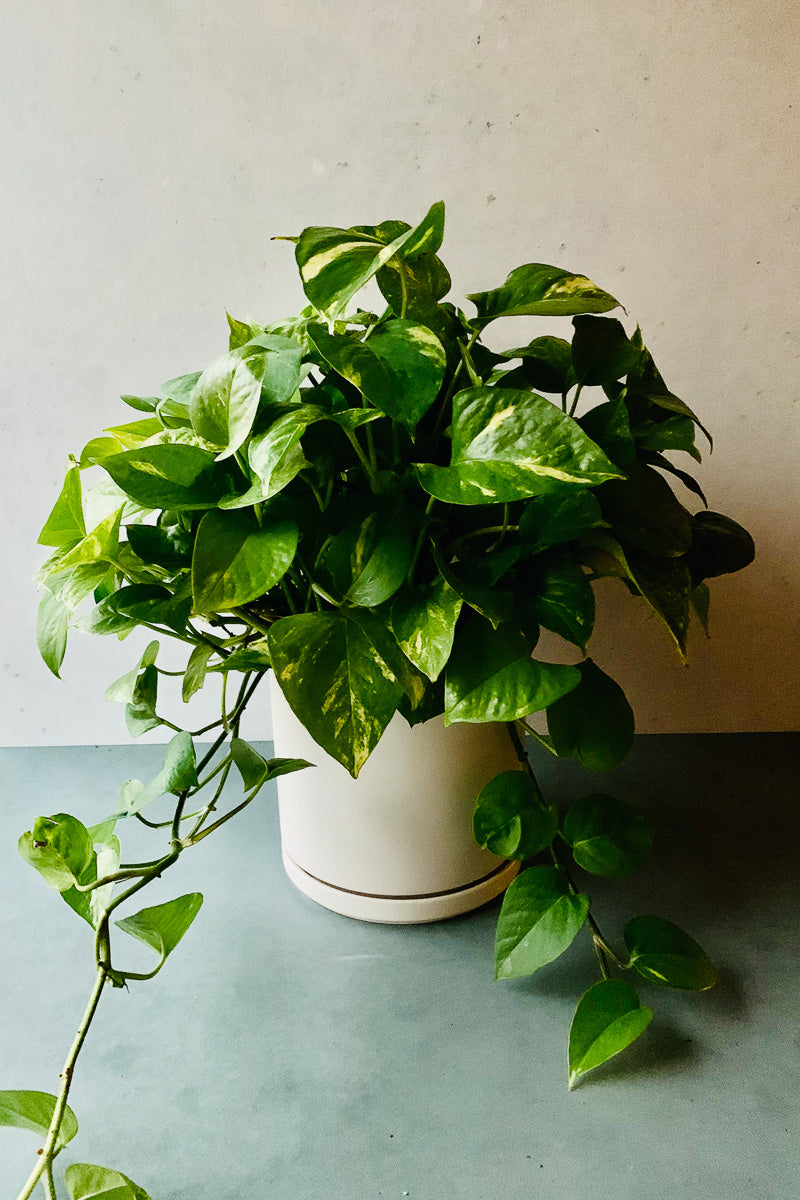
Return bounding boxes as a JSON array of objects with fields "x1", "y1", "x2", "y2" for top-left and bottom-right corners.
[{"x1": 2, "y1": 734, "x2": 798, "y2": 1199}]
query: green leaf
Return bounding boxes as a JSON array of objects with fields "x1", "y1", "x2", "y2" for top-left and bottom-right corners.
[
  {"x1": 120, "y1": 393, "x2": 158, "y2": 413},
  {"x1": 189, "y1": 352, "x2": 262, "y2": 458},
  {"x1": 230, "y1": 738, "x2": 312, "y2": 790},
  {"x1": 0, "y1": 1090, "x2": 78, "y2": 1151},
  {"x1": 125, "y1": 522, "x2": 192, "y2": 571},
  {"x1": 52, "y1": 508, "x2": 124, "y2": 574},
  {"x1": 432, "y1": 547, "x2": 513, "y2": 630},
  {"x1": 116, "y1": 893, "x2": 203, "y2": 965},
  {"x1": 624, "y1": 544, "x2": 692, "y2": 657},
  {"x1": 102, "y1": 445, "x2": 237, "y2": 511},
  {"x1": 324, "y1": 506, "x2": 413, "y2": 608},
  {"x1": 18, "y1": 812, "x2": 95, "y2": 892},
  {"x1": 600, "y1": 463, "x2": 692, "y2": 557},
  {"x1": 571, "y1": 316, "x2": 642, "y2": 386},
  {"x1": 395, "y1": 200, "x2": 446, "y2": 260},
  {"x1": 634, "y1": 415, "x2": 701, "y2": 462},
  {"x1": 210, "y1": 645, "x2": 271, "y2": 673},
  {"x1": 182, "y1": 643, "x2": 214, "y2": 701},
  {"x1": 581, "y1": 531, "x2": 692, "y2": 655},
  {"x1": 624, "y1": 915, "x2": 717, "y2": 990},
  {"x1": 37, "y1": 589, "x2": 69, "y2": 677},
  {"x1": 518, "y1": 488, "x2": 603, "y2": 554},
  {"x1": 227, "y1": 311, "x2": 264, "y2": 350},
  {"x1": 468, "y1": 263, "x2": 619, "y2": 326},
  {"x1": 685, "y1": 511, "x2": 755, "y2": 585},
  {"x1": 473, "y1": 771, "x2": 558, "y2": 859},
  {"x1": 65, "y1": 1163, "x2": 152, "y2": 1200},
  {"x1": 444, "y1": 614, "x2": 580, "y2": 725},
  {"x1": 568, "y1": 980, "x2": 653, "y2": 1089},
  {"x1": 309, "y1": 320, "x2": 446, "y2": 432},
  {"x1": 563, "y1": 793, "x2": 653, "y2": 876},
  {"x1": 38, "y1": 464, "x2": 85, "y2": 546},
  {"x1": 496, "y1": 336, "x2": 576, "y2": 394},
  {"x1": 526, "y1": 557, "x2": 595, "y2": 651},
  {"x1": 91, "y1": 584, "x2": 191, "y2": 635},
  {"x1": 126, "y1": 663, "x2": 160, "y2": 737},
  {"x1": 103, "y1": 418, "x2": 163, "y2": 449},
  {"x1": 690, "y1": 581, "x2": 711, "y2": 636},
  {"x1": 389, "y1": 577, "x2": 463, "y2": 681},
  {"x1": 267, "y1": 612, "x2": 403, "y2": 777},
  {"x1": 105, "y1": 641, "x2": 159, "y2": 704},
  {"x1": 429, "y1": 386, "x2": 623, "y2": 503},
  {"x1": 578, "y1": 400, "x2": 636, "y2": 469},
  {"x1": 114, "y1": 732, "x2": 197, "y2": 818},
  {"x1": 230, "y1": 404, "x2": 326, "y2": 506},
  {"x1": 191, "y1": 509, "x2": 299, "y2": 613},
  {"x1": 375, "y1": 253, "x2": 452, "y2": 329},
  {"x1": 295, "y1": 224, "x2": 416, "y2": 321},
  {"x1": 643, "y1": 453, "x2": 708, "y2": 507},
  {"x1": 494, "y1": 865, "x2": 589, "y2": 979},
  {"x1": 547, "y1": 659, "x2": 634, "y2": 771}
]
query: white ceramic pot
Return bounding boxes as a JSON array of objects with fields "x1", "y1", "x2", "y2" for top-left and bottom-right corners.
[{"x1": 270, "y1": 681, "x2": 520, "y2": 924}]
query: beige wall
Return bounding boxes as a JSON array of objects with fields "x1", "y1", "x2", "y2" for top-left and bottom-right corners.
[{"x1": 2, "y1": 0, "x2": 798, "y2": 744}]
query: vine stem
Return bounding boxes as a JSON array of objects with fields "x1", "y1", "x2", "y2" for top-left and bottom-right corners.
[
  {"x1": 15, "y1": 968, "x2": 108, "y2": 1200},
  {"x1": 504, "y1": 721, "x2": 623, "y2": 979}
]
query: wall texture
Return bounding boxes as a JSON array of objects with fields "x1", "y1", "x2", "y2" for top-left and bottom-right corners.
[{"x1": 2, "y1": 0, "x2": 798, "y2": 745}]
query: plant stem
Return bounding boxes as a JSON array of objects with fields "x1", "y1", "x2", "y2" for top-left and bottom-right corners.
[
  {"x1": 568, "y1": 383, "x2": 584, "y2": 418},
  {"x1": 15, "y1": 968, "x2": 108, "y2": 1200},
  {"x1": 504, "y1": 721, "x2": 624, "y2": 979},
  {"x1": 344, "y1": 428, "x2": 381, "y2": 491}
]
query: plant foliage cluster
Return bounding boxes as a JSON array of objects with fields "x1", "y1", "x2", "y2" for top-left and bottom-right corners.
[{"x1": 6, "y1": 203, "x2": 753, "y2": 1195}]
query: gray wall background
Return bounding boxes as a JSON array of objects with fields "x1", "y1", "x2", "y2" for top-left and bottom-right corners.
[{"x1": 2, "y1": 0, "x2": 798, "y2": 746}]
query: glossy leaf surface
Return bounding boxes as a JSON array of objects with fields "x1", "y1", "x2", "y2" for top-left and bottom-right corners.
[
  {"x1": 102, "y1": 445, "x2": 237, "y2": 511},
  {"x1": 191, "y1": 509, "x2": 298, "y2": 613},
  {"x1": 568, "y1": 980, "x2": 653, "y2": 1088},
  {"x1": 468, "y1": 264, "x2": 619, "y2": 325},
  {"x1": 624, "y1": 915, "x2": 718, "y2": 990},
  {"x1": 547, "y1": 659, "x2": 634, "y2": 770},
  {"x1": 444, "y1": 615, "x2": 580, "y2": 725},
  {"x1": 495, "y1": 866, "x2": 589, "y2": 979},
  {"x1": 116, "y1": 893, "x2": 203, "y2": 964},
  {"x1": 563, "y1": 793, "x2": 653, "y2": 876},
  {"x1": 309, "y1": 320, "x2": 446, "y2": 431},
  {"x1": 389, "y1": 577, "x2": 463, "y2": 681},
  {"x1": 473, "y1": 771, "x2": 558, "y2": 859},
  {"x1": 268, "y1": 612, "x2": 402, "y2": 776}
]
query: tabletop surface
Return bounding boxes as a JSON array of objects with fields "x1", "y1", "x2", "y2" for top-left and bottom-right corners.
[{"x1": 2, "y1": 732, "x2": 799, "y2": 1200}]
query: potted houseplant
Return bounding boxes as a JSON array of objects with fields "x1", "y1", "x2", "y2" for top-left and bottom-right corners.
[{"x1": 4, "y1": 202, "x2": 754, "y2": 1196}]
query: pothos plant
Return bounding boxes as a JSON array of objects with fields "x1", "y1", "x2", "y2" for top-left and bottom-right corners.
[{"x1": 5, "y1": 201, "x2": 754, "y2": 1197}]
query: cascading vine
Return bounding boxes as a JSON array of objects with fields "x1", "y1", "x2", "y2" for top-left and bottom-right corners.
[{"x1": 5, "y1": 201, "x2": 753, "y2": 1194}]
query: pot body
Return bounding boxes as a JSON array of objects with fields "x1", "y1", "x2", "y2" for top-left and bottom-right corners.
[{"x1": 270, "y1": 681, "x2": 520, "y2": 923}]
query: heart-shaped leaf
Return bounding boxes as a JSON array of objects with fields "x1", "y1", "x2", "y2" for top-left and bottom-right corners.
[
  {"x1": 116, "y1": 893, "x2": 203, "y2": 966},
  {"x1": 468, "y1": 263, "x2": 619, "y2": 326},
  {"x1": 267, "y1": 612, "x2": 403, "y2": 776},
  {"x1": 495, "y1": 865, "x2": 589, "y2": 978},
  {"x1": 0, "y1": 1090, "x2": 78, "y2": 1151},
  {"x1": 389, "y1": 577, "x2": 463, "y2": 682},
  {"x1": 563, "y1": 793, "x2": 653, "y2": 877},
  {"x1": 444, "y1": 614, "x2": 580, "y2": 725},
  {"x1": 568, "y1": 980, "x2": 653, "y2": 1088},
  {"x1": 191, "y1": 509, "x2": 298, "y2": 613},
  {"x1": 473, "y1": 771, "x2": 557, "y2": 859},
  {"x1": 624, "y1": 915, "x2": 717, "y2": 990},
  {"x1": 38, "y1": 464, "x2": 85, "y2": 547},
  {"x1": 65, "y1": 1162, "x2": 151, "y2": 1200},
  {"x1": 547, "y1": 659, "x2": 634, "y2": 771}
]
